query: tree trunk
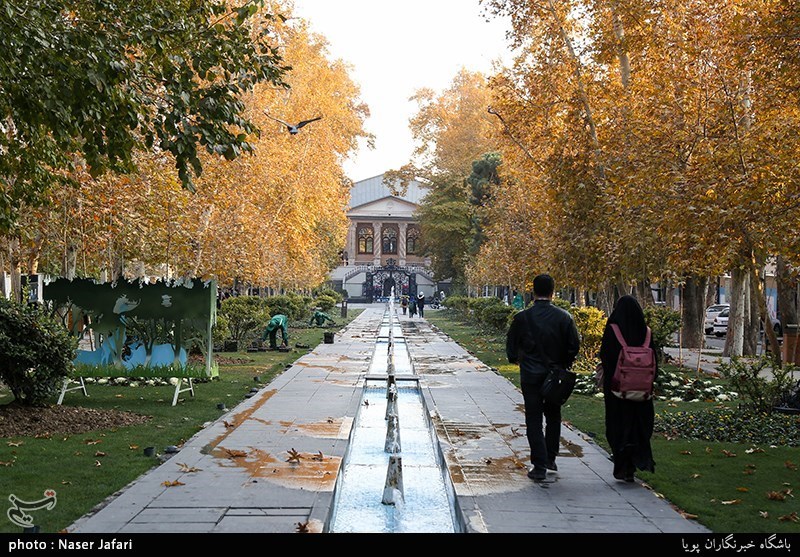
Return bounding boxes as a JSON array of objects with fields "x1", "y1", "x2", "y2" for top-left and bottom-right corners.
[
  {"x1": 7, "y1": 237, "x2": 22, "y2": 303},
  {"x1": 745, "y1": 267, "x2": 760, "y2": 356},
  {"x1": 64, "y1": 242, "x2": 78, "y2": 280},
  {"x1": 776, "y1": 255, "x2": 798, "y2": 331},
  {"x1": 27, "y1": 231, "x2": 43, "y2": 275},
  {"x1": 724, "y1": 267, "x2": 748, "y2": 357},
  {"x1": 755, "y1": 263, "x2": 781, "y2": 363},
  {"x1": 681, "y1": 275, "x2": 707, "y2": 349},
  {"x1": 722, "y1": 268, "x2": 750, "y2": 357},
  {"x1": 636, "y1": 278, "x2": 651, "y2": 305}
]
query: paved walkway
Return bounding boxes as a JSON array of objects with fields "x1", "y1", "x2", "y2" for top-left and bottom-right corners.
[{"x1": 68, "y1": 305, "x2": 710, "y2": 535}]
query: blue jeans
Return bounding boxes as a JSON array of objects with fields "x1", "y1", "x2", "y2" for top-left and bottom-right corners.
[{"x1": 521, "y1": 377, "x2": 561, "y2": 470}]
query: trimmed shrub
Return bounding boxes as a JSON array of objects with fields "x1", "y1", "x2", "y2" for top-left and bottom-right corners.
[
  {"x1": 482, "y1": 303, "x2": 516, "y2": 331},
  {"x1": 0, "y1": 299, "x2": 77, "y2": 406},
  {"x1": 568, "y1": 306, "x2": 607, "y2": 362},
  {"x1": 552, "y1": 297, "x2": 572, "y2": 311},
  {"x1": 442, "y1": 295, "x2": 469, "y2": 313},
  {"x1": 218, "y1": 296, "x2": 271, "y2": 345},
  {"x1": 263, "y1": 294, "x2": 311, "y2": 321},
  {"x1": 644, "y1": 304, "x2": 681, "y2": 350},
  {"x1": 212, "y1": 313, "x2": 231, "y2": 346},
  {"x1": 314, "y1": 294, "x2": 337, "y2": 313},
  {"x1": 467, "y1": 297, "x2": 503, "y2": 320},
  {"x1": 313, "y1": 287, "x2": 342, "y2": 304}
]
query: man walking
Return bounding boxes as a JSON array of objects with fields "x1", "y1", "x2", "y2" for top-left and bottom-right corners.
[{"x1": 506, "y1": 274, "x2": 580, "y2": 481}]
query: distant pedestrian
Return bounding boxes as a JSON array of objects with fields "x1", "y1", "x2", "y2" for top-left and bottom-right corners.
[
  {"x1": 401, "y1": 295, "x2": 408, "y2": 316},
  {"x1": 598, "y1": 295, "x2": 657, "y2": 482},
  {"x1": 417, "y1": 292, "x2": 426, "y2": 318},
  {"x1": 409, "y1": 296, "x2": 417, "y2": 318},
  {"x1": 506, "y1": 274, "x2": 580, "y2": 482}
]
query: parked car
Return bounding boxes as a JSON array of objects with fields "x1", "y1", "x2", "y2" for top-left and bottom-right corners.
[
  {"x1": 711, "y1": 307, "x2": 783, "y2": 338},
  {"x1": 705, "y1": 303, "x2": 730, "y2": 335},
  {"x1": 712, "y1": 307, "x2": 729, "y2": 337}
]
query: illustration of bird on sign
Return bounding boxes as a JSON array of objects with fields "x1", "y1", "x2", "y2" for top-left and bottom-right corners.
[{"x1": 264, "y1": 112, "x2": 323, "y2": 134}]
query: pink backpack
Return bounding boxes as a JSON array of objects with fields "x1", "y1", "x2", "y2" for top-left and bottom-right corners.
[{"x1": 609, "y1": 324, "x2": 656, "y2": 401}]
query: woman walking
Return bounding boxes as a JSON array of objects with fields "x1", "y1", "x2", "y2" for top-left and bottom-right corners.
[{"x1": 598, "y1": 295, "x2": 657, "y2": 482}]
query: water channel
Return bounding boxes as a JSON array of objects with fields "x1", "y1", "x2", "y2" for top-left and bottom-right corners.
[{"x1": 326, "y1": 298, "x2": 463, "y2": 533}]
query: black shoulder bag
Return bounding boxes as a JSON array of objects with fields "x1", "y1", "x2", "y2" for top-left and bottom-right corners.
[{"x1": 523, "y1": 310, "x2": 576, "y2": 406}]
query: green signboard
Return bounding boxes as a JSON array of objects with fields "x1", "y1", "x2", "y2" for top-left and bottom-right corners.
[{"x1": 44, "y1": 277, "x2": 218, "y2": 405}]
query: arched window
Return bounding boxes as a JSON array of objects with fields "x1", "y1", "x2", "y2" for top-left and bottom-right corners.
[
  {"x1": 407, "y1": 227, "x2": 420, "y2": 255},
  {"x1": 382, "y1": 226, "x2": 398, "y2": 254},
  {"x1": 358, "y1": 225, "x2": 374, "y2": 254}
]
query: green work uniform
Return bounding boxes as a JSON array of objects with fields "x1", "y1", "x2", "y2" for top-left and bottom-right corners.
[
  {"x1": 263, "y1": 314, "x2": 289, "y2": 349},
  {"x1": 309, "y1": 310, "x2": 336, "y2": 327}
]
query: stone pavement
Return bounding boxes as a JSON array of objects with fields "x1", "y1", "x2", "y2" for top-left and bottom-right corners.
[{"x1": 68, "y1": 305, "x2": 710, "y2": 535}]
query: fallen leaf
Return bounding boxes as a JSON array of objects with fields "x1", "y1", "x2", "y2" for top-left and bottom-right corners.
[
  {"x1": 778, "y1": 512, "x2": 799, "y2": 523},
  {"x1": 680, "y1": 511, "x2": 699, "y2": 520},
  {"x1": 722, "y1": 450, "x2": 737, "y2": 458},
  {"x1": 34, "y1": 433, "x2": 51, "y2": 439},
  {"x1": 161, "y1": 480, "x2": 185, "y2": 487},
  {"x1": 223, "y1": 448, "x2": 247, "y2": 459},
  {"x1": 783, "y1": 488, "x2": 794, "y2": 498},
  {"x1": 129, "y1": 445, "x2": 139, "y2": 450},
  {"x1": 326, "y1": 417, "x2": 334, "y2": 424},
  {"x1": 177, "y1": 463, "x2": 202, "y2": 473},
  {"x1": 767, "y1": 491, "x2": 786, "y2": 501},
  {"x1": 286, "y1": 448, "x2": 302, "y2": 463},
  {"x1": 680, "y1": 450, "x2": 691, "y2": 455},
  {"x1": 94, "y1": 460, "x2": 102, "y2": 467},
  {"x1": 691, "y1": 474, "x2": 702, "y2": 479},
  {"x1": 721, "y1": 499, "x2": 742, "y2": 505},
  {"x1": 94, "y1": 451, "x2": 106, "y2": 457},
  {"x1": 7, "y1": 441, "x2": 22, "y2": 447},
  {"x1": 759, "y1": 511, "x2": 769, "y2": 518},
  {"x1": 745, "y1": 447, "x2": 764, "y2": 454},
  {"x1": 311, "y1": 451, "x2": 324, "y2": 462},
  {"x1": 73, "y1": 451, "x2": 82, "y2": 456},
  {"x1": 84, "y1": 439, "x2": 101, "y2": 445},
  {"x1": 115, "y1": 394, "x2": 123, "y2": 398},
  {"x1": 785, "y1": 461, "x2": 798, "y2": 471},
  {"x1": 705, "y1": 447, "x2": 712, "y2": 453},
  {"x1": 61, "y1": 481, "x2": 71, "y2": 485},
  {"x1": 736, "y1": 487, "x2": 749, "y2": 492},
  {"x1": 296, "y1": 521, "x2": 310, "y2": 533},
  {"x1": 0, "y1": 460, "x2": 14, "y2": 467},
  {"x1": 223, "y1": 420, "x2": 234, "y2": 429}
]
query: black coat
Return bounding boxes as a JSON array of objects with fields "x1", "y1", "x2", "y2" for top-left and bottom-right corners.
[{"x1": 506, "y1": 299, "x2": 580, "y2": 384}]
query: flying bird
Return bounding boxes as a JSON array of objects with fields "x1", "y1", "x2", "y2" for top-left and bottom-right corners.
[{"x1": 263, "y1": 112, "x2": 323, "y2": 134}]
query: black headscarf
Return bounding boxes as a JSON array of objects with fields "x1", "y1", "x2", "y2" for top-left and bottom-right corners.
[{"x1": 607, "y1": 295, "x2": 648, "y2": 347}]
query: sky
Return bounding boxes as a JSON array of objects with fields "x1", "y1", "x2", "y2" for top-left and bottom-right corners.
[{"x1": 290, "y1": 0, "x2": 513, "y2": 183}]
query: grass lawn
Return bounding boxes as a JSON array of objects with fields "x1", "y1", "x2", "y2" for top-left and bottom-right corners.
[
  {"x1": 426, "y1": 311, "x2": 800, "y2": 534},
  {"x1": 0, "y1": 310, "x2": 362, "y2": 534}
]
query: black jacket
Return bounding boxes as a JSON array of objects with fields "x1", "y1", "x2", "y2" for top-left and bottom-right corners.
[{"x1": 506, "y1": 299, "x2": 580, "y2": 384}]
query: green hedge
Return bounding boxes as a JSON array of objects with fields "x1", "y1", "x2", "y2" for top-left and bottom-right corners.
[{"x1": 218, "y1": 296, "x2": 271, "y2": 345}]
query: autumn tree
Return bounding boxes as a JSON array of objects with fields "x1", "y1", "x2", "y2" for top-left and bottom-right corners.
[
  {"x1": 9, "y1": 0, "x2": 370, "y2": 294},
  {"x1": 395, "y1": 69, "x2": 500, "y2": 289},
  {"x1": 0, "y1": 0, "x2": 290, "y2": 231}
]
